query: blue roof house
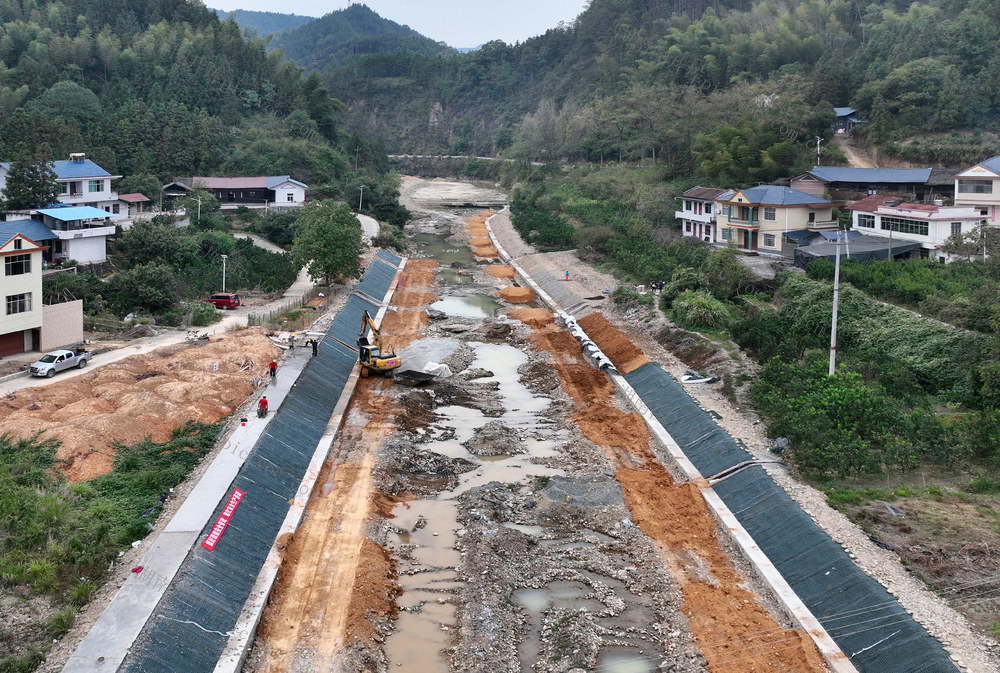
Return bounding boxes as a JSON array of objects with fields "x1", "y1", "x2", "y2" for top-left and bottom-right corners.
[
  {"x1": 0, "y1": 152, "x2": 123, "y2": 214},
  {"x1": 35, "y1": 205, "x2": 117, "y2": 264},
  {"x1": 714, "y1": 185, "x2": 835, "y2": 254}
]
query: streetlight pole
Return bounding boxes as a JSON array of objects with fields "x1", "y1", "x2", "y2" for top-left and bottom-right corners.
[
  {"x1": 221, "y1": 254, "x2": 228, "y2": 292},
  {"x1": 197, "y1": 195, "x2": 202, "y2": 224},
  {"x1": 358, "y1": 185, "x2": 365, "y2": 212},
  {"x1": 829, "y1": 229, "x2": 843, "y2": 377}
]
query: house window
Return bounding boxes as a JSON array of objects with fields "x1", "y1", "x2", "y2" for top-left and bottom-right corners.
[
  {"x1": 881, "y1": 216, "x2": 928, "y2": 236},
  {"x1": 951, "y1": 222, "x2": 962, "y2": 236},
  {"x1": 112, "y1": 204, "x2": 120, "y2": 214},
  {"x1": 721, "y1": 228, "x2": 732, "y2": 241},
  {"x1": 286, "y1": 193, "x2": 294, "y2": 202},
  {"x1": 5, "y1": 254, "x2": 31, "y2": 276},
  {"x1": 958, "y1": 179, "x2": 993, "y2": 194},
  {"x1": 6, "y1": 292, "x2": 30, "y2": 315},
  {"x1": 857, "y1": 214, "x2": 875, "y2": 228},
  {"x1": 13, "y1": 239, "x2": 22, "y2": 250},
  {"x1": 763, "y1": 233, "x2": 776, "y2": 247},
  {"x1": 763, "y1": 207, "x2": 776, "y2": 221},
  {"x1": 88, "y1": 179, "x2": 103, "y2": 193},
  {"x1": 60, "y1": 183, "x2": 69, "y2": 194},
  {"x1": 685, "y1": 222, "x2": 692, "y2": 232},
  {"x1": 685, "y1": 200, "x2": 693, "y2": 211}
]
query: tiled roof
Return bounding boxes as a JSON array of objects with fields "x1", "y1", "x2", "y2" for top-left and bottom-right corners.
[
  {"x1": 681, "y1": 186, "x2": 726, "y2": 200},
  {"x1": 808, "y1": 166, "x2": 932, "y2": 184},
  {"x1": 52, "y1": 159, "x2": 113, "y2": 180},
  {"x1": 0, "y1": 219, "x2": 56, "y2": 241},
  {"x1": 265, "y1": 175, "x2": 307, "y2": 189},
  {"x1": 833, "y1": 107, "x2": 856, "y2": 117},
  {"x1": 977, "y1": 156, "x2": 1000, "y2": 174},
  {"x1": 846, "y1": 194, "x2": 905, "y2": 212},
  {"x1": 118, "y1": 193, "x2": 151, "y2": 203},
  {"x1": 725, "y1": 185, "x2": 831, "y2": 206}
]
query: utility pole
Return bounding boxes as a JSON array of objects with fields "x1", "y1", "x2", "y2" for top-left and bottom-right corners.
[
  {"x1": 358, "y1": 185, "x2": 365, "y2": 212},
  {"x1": 815, "y1": 136, "x2": 824, "y2": 165},
  {"x1": 829, "y1": 228, "x2": 843, "y2": 377},
  {"x1": 221, "y1": 254, "x2": 228, "y2": 292}
]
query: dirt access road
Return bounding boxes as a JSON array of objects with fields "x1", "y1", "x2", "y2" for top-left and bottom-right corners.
[{"x1": 244, "y1": 178, "x2": 828, "y2": 673}]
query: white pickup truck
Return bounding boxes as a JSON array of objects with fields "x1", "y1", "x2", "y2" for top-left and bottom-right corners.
[{"x1": 29, "y1": 348, "x2": 91, "y2": 377}]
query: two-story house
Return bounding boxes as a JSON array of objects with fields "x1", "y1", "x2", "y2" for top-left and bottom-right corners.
[
  {"x1": 0, "y1": 231, "x2": 44, "y2": 356},
  {"x1": 714, "y1": 185, "x2": 836, "y2": 254},
  {"x1": 954, "y1": 156, "x2": 1000, "y2": 226},
  {"x1": 676, "y1": 186, "x2": 725, "y2": 242},
  {"x1": 847, "y1": 194, "x2": 984, "y2": 262},
  {"x1": 35, "y1": 206, "x2": 116, "y2": 264},
  {"x1": 0, "y1": 153, "x2": 123, "y2": 214}
]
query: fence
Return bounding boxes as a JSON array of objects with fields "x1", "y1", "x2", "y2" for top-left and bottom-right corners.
[{"x1": 247, "y1": 287, "x2": 315, "y2": 327}]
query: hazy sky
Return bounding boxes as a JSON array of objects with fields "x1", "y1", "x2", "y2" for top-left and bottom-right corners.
[{"x1": 210, "y1": 1, "x2": 590, "y2": 48}]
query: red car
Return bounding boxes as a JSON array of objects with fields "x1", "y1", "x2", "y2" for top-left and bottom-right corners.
[{"x1": 204, "y1": 292, "x2": 241, "y2": 309}]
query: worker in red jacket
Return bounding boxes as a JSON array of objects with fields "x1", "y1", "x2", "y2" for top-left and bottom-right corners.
[{"x1": 258, "y1": 395, "x2": 268, "y2": 417}]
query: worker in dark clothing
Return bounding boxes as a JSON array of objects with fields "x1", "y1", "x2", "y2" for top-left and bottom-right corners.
[{"x1": 310, "y1": 338, "x2": 318, "y2": 356}]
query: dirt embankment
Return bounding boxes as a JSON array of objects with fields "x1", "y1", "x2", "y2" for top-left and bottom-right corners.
[
  {"x1": 0, "y1": 329, "x2": 279, "y2": 481},
  {"x1": 247, "y1": 262, "x2": 436, "y2": 672},
  {"x1": 519, "y1": 311, "x2": 827, "y2": 673}
]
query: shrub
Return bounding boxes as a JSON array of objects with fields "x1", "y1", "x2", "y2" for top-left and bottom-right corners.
[
  {"x1": 670, "y1": 290, "x2": 733, "y2": 329},
  {"x1": 46, "y1": 608, "x2": 75, "y2": 638},
  {"x1": 610, "y1": 285, "x2": 654, "y2": 309}
]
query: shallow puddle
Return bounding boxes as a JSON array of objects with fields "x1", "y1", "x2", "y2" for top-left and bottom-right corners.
[
  {"x1": 385, "y1": 341, "x2": 567, "y2": 672},
  {"x1": 595, "y1": 648, "x2": 659, "y2": 673},
  {"x1": 410, "y1": 232, "x2": 477, "y2": 265},
  {"x1": 429, "y1": 294, "x2": 501, "y2": 318}
]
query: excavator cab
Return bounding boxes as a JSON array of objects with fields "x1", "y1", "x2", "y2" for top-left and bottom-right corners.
[{"x1": 358, "y1": 310, "x2": 401, "y2": 378}]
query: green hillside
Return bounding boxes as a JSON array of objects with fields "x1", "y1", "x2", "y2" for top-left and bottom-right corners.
[
  {"x1": 268, "y1": 4, "x2": 455, "y2": 73},
  {"x1": 0, "y1": 0, "x2": 397, "y2": 199},
  {"x1": 310, "y1": 0, "x2": 1000, "y2": 174},
  {"x1": 212, "y1": 7, "x2": 314, "y2": 37}
]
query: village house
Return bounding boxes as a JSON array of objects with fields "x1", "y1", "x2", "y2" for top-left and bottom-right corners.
[
  {"x1": 35, "y1": 206, "x2": 117, "y2": 264},
  {"x1": 162, "y1": 175, "x2": 307, "y2": 208},
  {"x1": 953, "y1": 156, "x2": 1000, "y2": 226},
  {"x1": 846, "y1": 194, "x2": 983, "y2": 263},
  {"x1": 675, "y1": 186, "x2": 725, "y2": 243},
  {"x1": 0, "y1": 153, "x2": 123, "y2": 214},
  {"x1": 790, "y1": 166, "x2": 942, "y2": 202},
  {"x1": 0, "y1": 229, "x2": 44, "y2": 355},
  {"x1": 714, "y1": 185, "x2": 836, "y2": 254}
]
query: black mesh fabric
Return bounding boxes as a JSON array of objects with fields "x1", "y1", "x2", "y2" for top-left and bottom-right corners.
[
  {"x1": 119, "y1": 252, "x2": 400, "y2": 672},
  {"x1": 623, "y1": 361, "x2": 957, "y2": 673}
]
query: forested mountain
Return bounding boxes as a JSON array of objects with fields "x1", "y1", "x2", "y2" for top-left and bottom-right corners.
[
  {"x1": 212, "y1": 8, "x2": 314, "y2": 37},
  {"x1": 302, "y1": 0, "x2": 1000, "y2": 181},
  {"x1": 0, "y1": 0, "x2": 400, "y2": 204},
  {"x1": 268, "y1": 4, "x2": 455, "y2": 74}
]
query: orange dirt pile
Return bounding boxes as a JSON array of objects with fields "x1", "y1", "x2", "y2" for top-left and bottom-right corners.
[
  {"x1": 471, "y1": 246, "x2": 498, "y2": 259},
  {"x1": 508, "y1": 308, "x2": 553, "y2": 329},
  {"x1": 379, "y1": 309, "x2": 428, "y2": 351},
  {"x1": 0, "y1": 329, "x2": 278, "y2": 481},
  {"x1": 522, "y1": 318, "x2": 826, "y2": 673},
  {"x1": 468, "y1": 237, "x2": 492, "y2": 247},
  {"x1": 485, "y1": 265, "x2": 516, "y2": 279},
  {"x1": 392, "y1": 291, "x2": 437, "y2": 307},
  {"x1": 496, "y1": 286, "x2": 536, "y2": 303},
  {"x1": 465, "y1": 221, "x2": 488, "y2": 237},
  {"x1": 578, "y1": 312, "x2": 648, "y2": 373},
  {"x1": 344, "y1": 538, "x2": 402, "y2": 644}
]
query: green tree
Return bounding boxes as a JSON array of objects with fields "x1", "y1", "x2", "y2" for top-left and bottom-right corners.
[
  {"x1": 106, "y1": 263, "x2": 178, "y2": 316},
  {"x1": 291, "y1": 200, "x2": 363, "y2": 286},
  {"x1": 2, "y1": 146, "x2": 58, "y2": 210}
]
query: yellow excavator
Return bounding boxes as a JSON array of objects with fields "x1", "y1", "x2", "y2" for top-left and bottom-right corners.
[{"x1": 357, "y1": 310, "x2": 401, "y2": 378}]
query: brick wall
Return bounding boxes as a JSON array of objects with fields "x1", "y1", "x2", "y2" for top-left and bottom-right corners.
[{"x1": 41, "y1": 300, "x2": 83, "y2": 351}]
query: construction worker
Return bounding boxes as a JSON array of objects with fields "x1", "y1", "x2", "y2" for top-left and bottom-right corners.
[
  {"x1": 310, "y1": 338, "x2": 318, "y2": 356},
  {"x1": 269, "y1": 360, "x2": 277, "y2": 378},
  {"x1": 258, "y1": 395, "x2": 268, "y2": 418}
]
